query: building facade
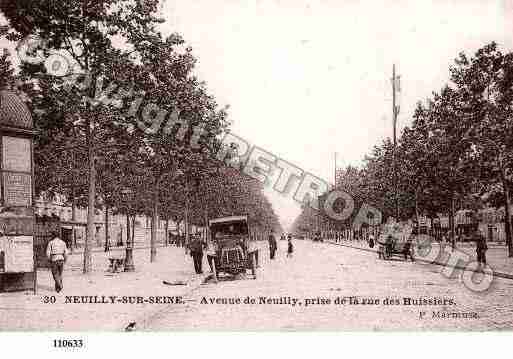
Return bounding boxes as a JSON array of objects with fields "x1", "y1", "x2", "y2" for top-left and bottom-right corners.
[{"x1": 35, "y1": 197, "x2": 174, "y2": 249}]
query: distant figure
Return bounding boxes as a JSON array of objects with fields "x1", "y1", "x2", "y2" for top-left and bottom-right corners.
[
  {"x1": 385, "y1": 235, "x2": 394, "y2": 258},
  {"x1": 476, "y1": 233, "x2": 488, "y2": 267},
  {"x1": 46, "y1": 232, "x2": 68, "y2": 293},
  {"x1": 0, "y1": 250, "x2": 5, "y2": 272},
  {"x1": 368, "y1": 233, "x2": 375, "y2": 248},
  {"x1": 116, "y1": 231, "x2": 123, "y2": 246},
  {"x1": 441, "y1": 233, "x2": 447, "y2": 248},
  {"x1": 287, "y1": 235, "x2": 293, "y2": 258},
  {"x1": 268, "y1": 230, "x2": 277, "y2": 260},
  {"x1": 188, "y1": 235, "x2": 204, "y2": 274}
]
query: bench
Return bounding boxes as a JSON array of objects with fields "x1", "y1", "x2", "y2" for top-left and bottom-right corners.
[{"x1": 108, "y1": 257, "x2": 125, "y2": 272}]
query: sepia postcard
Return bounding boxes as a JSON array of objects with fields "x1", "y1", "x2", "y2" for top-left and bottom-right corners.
[{"x1": 0, "y1": 0, "x2": 513, "y2": 339}]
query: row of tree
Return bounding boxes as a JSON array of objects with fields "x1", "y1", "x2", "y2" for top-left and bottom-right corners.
[
  {"x1": 292, "y1": 42, "x2": 513, "y2": 257},
  {"x1": 0, "y1": 0, "x2": 282, "y2": 272}
]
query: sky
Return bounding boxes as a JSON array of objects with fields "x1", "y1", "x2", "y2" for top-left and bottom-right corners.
[
  {"x1": 1, "y1": 1, "x2": 512, "y2": 231},
  {"x1": 159, "y1": 0, "x2": 513, "y2": 230}
]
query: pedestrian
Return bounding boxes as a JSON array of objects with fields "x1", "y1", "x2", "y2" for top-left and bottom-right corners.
[
  {"x1": 286, "y1": 234, "x2": 293, "y2": 258},
  {"x1": 476, "y1": 233, "x2": 488, "y2": 267},
  {"x1": 268, "y1": 230, "x2": 277, "y2": 260},
  {"x1": 206, "y1": 238, "x2": 217, "y2": 273},
  {"x1": 441, "y1": 233, "x2": 447, "y2": 248},
  {"x1": 368, "y1": 233, "x2": 375, "y2": 248},
  {"x1": 45, "y1": 231, "x2": 68, "y2": 293},
  {"x1": 188, "y1": 235, "x2": 204, "y2": 274},
  {"x1": 247, "y1": 234, "x2": 260, "y2": 268},
  {"x1": 385, "y1": 234, "x2": 394, "y2": 258},
  {"x1": 116, "y1": 231, "x2": 123, "y2": 247}
]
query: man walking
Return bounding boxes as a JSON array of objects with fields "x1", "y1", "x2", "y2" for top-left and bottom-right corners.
[
  {"x1": 188, "y1": 235, "x2": 204, "y2": 274},
  {"x1": 286, "y1": 234, "x2": 294, "y2": 258},
  {"x1": 46, "y1": 232, "x2": 68, "y2": 293},
  {"x1": 268, "y1": 230, "x2": 277, "y2": 260},
  {"x1": 476, "y1": 233, "x2": 488, "y2": 268}
]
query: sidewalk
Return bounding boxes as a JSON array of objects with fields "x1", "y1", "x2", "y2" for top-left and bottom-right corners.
[
  {"x1": 0, "y1": 245, "x2": 203, "y2": 331},
  {"x1": 324, "y1": 238, "x2": 513, "y2": 279},
  {"x1": 442, "y1": 243, "x2": 513, "y2": 277}
]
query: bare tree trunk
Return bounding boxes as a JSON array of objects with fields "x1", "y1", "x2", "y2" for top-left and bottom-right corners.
[
  {"x1": 175, "y1": 218, "x2": 182, "y2": 246},
  {"x1": 131, "y1": 214, "x2": 136, "y2": 244},
  {"x1": 184, "y1": 181, "x2": 190, "y2": 248},
  {"x1": 499, "y1": 165, "x2": 513, "y2": 257},
  {"x1": 126, "y1": 214, "x2": 131, "y2": 246},
  {"x1": 450, "y1": 193, "x2": 456, "y2": 251},
  {"x1": 71, "y1": 191, "x2": 76, "y2": 253},
  {"x1": 165, "y1": 219, "x2": 169, "y2": 246},
  {"x1": 150, "y1": 184, "x2": 158, "y2": 262},
  {"x1": 415, "y1": 188, "x2": 420, "y2": 223},
  {"x1": 83, "y1": 118, "x2": 95, "y2": 274},
  {"x1": 104, "y1": 206, "x2": 110, "y2": 252}
]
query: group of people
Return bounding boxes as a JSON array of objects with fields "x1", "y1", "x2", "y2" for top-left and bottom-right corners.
[
  {"x1": 187, "y1": 230, "x2": 295, "y2": 275},
  {"x1": 168, "y1": 233, "x2": 187, "y2": 247},
  {"x1": 187, "y1": 234, "x2": 219, "y2": 274},
  {"x1": 267, "y1": 231, "x2": 294, "y2": 259}
]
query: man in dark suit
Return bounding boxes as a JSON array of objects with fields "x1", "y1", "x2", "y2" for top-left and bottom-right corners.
[
  {"x1": 476, "y1": 233, "x2": 488, "y2": 267},
  {"x1": 268, "y1": 230, "x2": 277, "y2": 259},
  {"x1": 188, "y1": 235, "x2": 204, "y2": 274}
]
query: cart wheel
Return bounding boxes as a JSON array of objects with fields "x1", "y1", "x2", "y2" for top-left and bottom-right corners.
[
  {"x1": 250, "y1": 252, "x2": 257, "y2": 279},
  {"x1": 212, "y1": 258, "x2": 218, "y2": 283}
]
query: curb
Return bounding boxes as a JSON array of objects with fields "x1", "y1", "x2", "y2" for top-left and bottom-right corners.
[
  {"x1": 125, "y1": 245, "x2": 268, "y2": 331},
  {"x1": 324, "y1": 240, "x2": 513, "y2": 280},
  {"x1": 125, "y1": 275, "x2": 205, "y2": 331}
]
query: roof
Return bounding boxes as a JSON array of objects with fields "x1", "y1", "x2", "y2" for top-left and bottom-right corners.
[
  {"x1": 208, "y1": 215, "x2": 248, "y2": 225},
  {"x1": 0, "y1": 90, "x2": 33, "y2": 129}
]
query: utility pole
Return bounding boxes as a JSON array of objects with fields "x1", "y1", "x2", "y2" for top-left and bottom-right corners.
[
  {"x1": 333, "y1": 151, "x2": 337, "y2": 235},
  {"x1": 334, "y1": 152, "x2": 337, "y2": 189},
  {"x1": 391, "y1": 64, "x2": 400, "y2": 220}
]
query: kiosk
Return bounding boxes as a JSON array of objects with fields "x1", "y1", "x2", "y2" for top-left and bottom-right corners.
[{"x1": 0, "y1": 90, "x2": 36, "y2": 293}]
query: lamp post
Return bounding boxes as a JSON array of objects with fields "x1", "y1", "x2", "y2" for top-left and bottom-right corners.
[{"x1": 122, "y1": 188, "x2": 135, "y2": 272}]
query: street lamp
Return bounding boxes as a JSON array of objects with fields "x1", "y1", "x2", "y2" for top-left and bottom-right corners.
[{"x1": 122, "y1": 188, "x2": 135, "y2": 272}]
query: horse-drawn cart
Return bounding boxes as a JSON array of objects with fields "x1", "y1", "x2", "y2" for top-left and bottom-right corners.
[
  {"x1": 377, "y1": 236, "x2": 415, "y2": 261},
  {"x1": 377, "y1": 219, "x2": 415, "y2": 261}
]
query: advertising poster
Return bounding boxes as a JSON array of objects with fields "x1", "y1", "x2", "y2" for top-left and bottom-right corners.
[{"x1": 0, "y1": 235, "x2": 34, "y2": 273}]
